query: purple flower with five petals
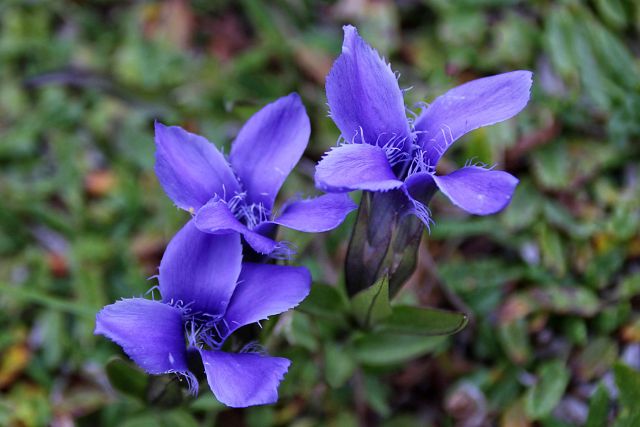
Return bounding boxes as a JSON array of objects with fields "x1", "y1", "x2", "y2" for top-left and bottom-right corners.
[
  {"x1": 95, "y1": 221, "x2": 310, "y2": 407},
  {"x1": 315, "y1": 26, "x2": 532, "y2": 223},
  {"x1": 155, "y1": 93, "x2": 356, "y2": 257}
]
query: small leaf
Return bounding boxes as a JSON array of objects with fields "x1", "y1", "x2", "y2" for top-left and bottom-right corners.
[
  {"x1": 613, "y1": 363, "x2": 640, "y2": 411},
  {"x1": 501, "y1": 179, "x2": 543, "y2": 231},
  {"x1": 616, "y1": 272, "x2": 640, "y2": 300},
  {"x1": 583, "y1": 7, "x2": 637, "y2": 88},
  {"x1": 189, "y1": 394, "x2": 225, "y2": 412},
  {"x1": 352, "y1": 332, "x2": 445, "y2": 366},
  {"x1": 544, "y1": 7, "x2": 578, "y2": 79},
  {"x1": 105, "y1": 357, "x2": 148, "y2": 401},
  {"x1": 585, "y1": 384, "x2": 609, "y2": 427},
  {"x1": 562, "y1": 317, "x2": 587, "y2": 346},
  {"x1": 498, "y1": 320, "x2": 531, "y2": 365},
  {"x1": 159, "y1": 410, "x2": 200, "y2": 427},
  {"x1": 324, "y1": 343, "x2": 355, "y2": 388},
  {"x1": 287, "y1": 312, "x2": 318, "y2": 352},
  {"x1": 364, "y1": 373, "x2": 391, "y2": 417},
  {"x1": 120, "y1": 413, "x2": 160, "y2": 427},
  {"x1": 120, "y1": 410, "x2": 199, "y2": 427},
  {"x1": 538, "y1": 223, "x2": 566, "y2": 275},
  {"x1": 614, "y1": 412, "x2": 640, "y2": 427},
  {"x1": 246, "y1": 406, "x2": 275, "y2": 427},
  {"x1": 377, "y1": 305, "x2": 468, "y2": 336},
  {"x1": 351, "y1": 275, "x2": 392, "y2": 328},
  {"x1": 524, "y1": 360, "x2": 570, "y2": 420},
  {"x1": 146, "y1": 375, "x2": 184, "y2": 408},
  {"x1": 576, "y1": 337, "x2": 618, "y2": 381},
  {"x1": 531, "y1": 142, "x2": 572, "y2": 190},
  {"x1": 298, "y1": 283, "x2": 348, "y2": 318},
  {"x1": 594, "y1": 0, "x2": 627, "y2": 29}
]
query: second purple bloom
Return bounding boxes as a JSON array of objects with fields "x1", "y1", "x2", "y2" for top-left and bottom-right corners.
[
  {"x1": 95, "y1": 222, "x2": 311, "y2": 407},
  {"x1": 315, "y1": 26, "x2": 532, "y2": 224},
  {"x1": 155, "y1": 93, "x2": 356, "y2": 257}
]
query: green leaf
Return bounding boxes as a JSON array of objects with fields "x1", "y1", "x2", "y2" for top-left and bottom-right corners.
[
  {"x1": 544, "y1": 7, "x2": 578, "y2": 79},
  {"x1": 498, "y1": 319, "x2": 531, "y2": 365},
  {"x1": 524, "y1": 360, "x2": 570, "y2": 420},
  {"x1": 246, "y1": 406, "x2": 275, "y2": 427},
  {"x1": 615, "y1": 413, "x2": 640, "y2": 427},
  {"x1": 438, "y1": 259, "x2": 525, "y2": 316},
  {"x1": 324, "y1": 343, "x2": 355, "y2": 388},
  {"x1": 616, "y1": 272, "x2": 640, "y2": 299},
  {"x1": 158, "y1": 411, "x2": 200, "y2": 427},
  {"x1": 544, "y1": 200, "x2": 597, "y2": 239},
  {"x1": 576, "y1": 337, "x2": 618, "y2": 381},
  {"x1": 351, "y1": 275, "x2": 392, "y2": 328},
  {"x1": 586, "y1": 247, "x2": 626, "y2": 290},
  {"x1": 583, "y1": 7, "x2": 637, "y2": 89},
  {"x1": 561, "y1": 317, "x2": 587, "y2": 346},
  {"x1": 613, "y1": 363, "x2": 640, "y2": 411},
  {"x1": 287, "y1": 312, "x2": 318, "y2": 352},
  {"x1": 585, "y1": 384, "x2": 610, "y2": 427},
  {"x1": 298, "y1": 283, "x2": 348, "y2": 318},
  {"x1": 120, "y1": 410, "x2": 199, "y2": 427},
  {"x1": 364, "y1": 373, "x2": 391, "y2": 417},
  {"x1": 105, "y1": 357, "x2": 148, "y2": 401},
  {"x1": 538, "y1": 223, "x2": 566, "y2": 275},
  {"x1": 189, "y1": 394, "x2": 225, "y2": 413},
  {"x1": 377, "y1": 305, "x2": 468, "y2": 336},
  {"x1": 502, "y1": 179, "x2": 543, "y2": 231},
  {"x1": 352, "y1": 333, "x2": 445, "y2": 366},
  {"x1": 120, "y1": 414, "x2": 161, "y2": 427},
  {"x1": 594, "y1": 0, "x2": 627, "y2": 29},
  {"x1": 146, "y1": 375, "x2": 184, "y2": 408}
]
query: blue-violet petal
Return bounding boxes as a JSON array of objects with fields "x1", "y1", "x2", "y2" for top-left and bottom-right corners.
[
  {"x1": 223, "y1": 262, "x2": 311, "y2": 335},
  {"x1": 414, "y1": 71, "x2": 532, "y2": 165},
  {"x1": 154, "y1": 122, "x2": 240, "y2": 212},
  {"x1": 95, "y1": 298, "x2": 190, "y2": 377},
  {"x1": 315, "y1": 143, "x2": 403, "y2": 193},
  {"x1": 326, "y1": 25, "x2": 410, "y2": 150},
  {"x1": 432, "y1": 166, "x2": 519, "y2": 215},
  {"x1": 159, "y1": 220, "x2": 242, "y2": 316},
  {"x1": 200, "y1": 350, "x2": 290, "y2": 408},
  {"x1": 272, "y1": 193, "x2": 356, "y2": 232},
  {"x1": 230, "y1": 93, "x2": 310, "y2": 210}
]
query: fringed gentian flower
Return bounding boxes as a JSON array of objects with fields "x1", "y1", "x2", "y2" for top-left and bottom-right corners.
[
  {"x1": 95, "y1": 221, "x2": 311, "y2": 407},
  {"x1": 315, "y1": 26, "x2": 532, "y2": 224},
  {"x1": 155, "y1": 93, "x2": 356, "y2": 257}
]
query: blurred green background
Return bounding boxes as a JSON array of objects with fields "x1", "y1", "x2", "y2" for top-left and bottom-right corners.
[{"x1": 1, "y1": 0, "x2": 640, "y2": 426}]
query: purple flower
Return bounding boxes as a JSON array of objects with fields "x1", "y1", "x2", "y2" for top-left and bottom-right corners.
[
  {"x1": 95, "y1": 220, "x2": 311, "y2": 407},
  {"x1": 155, "y1": 93, "x2": 356, "y2": 257},
  {"x1": 315, "y1": 26, "x2": 532, "y2": 224}
]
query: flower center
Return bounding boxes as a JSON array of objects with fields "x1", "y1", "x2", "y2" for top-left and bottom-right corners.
[
  {"x1": 184, "y1": 314, "x2": 230, "y2": 351},
  {"x1": 226, "y1": 192, "x2": 270, "y2": 229},
  {"x1": 380, "y1": 135, "x2": 411, "y2": 168},
  {"x1": 407, "y1": 149, "x2": 436, "y2": 176}
]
